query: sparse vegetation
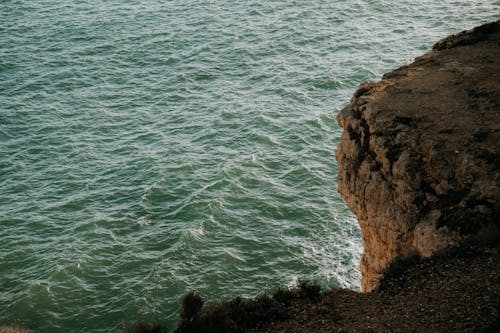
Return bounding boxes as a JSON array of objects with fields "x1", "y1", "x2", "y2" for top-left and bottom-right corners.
[
  {"x1": 296, "y1": 280, "x2": 321, "y2": 299},
  {"x1": 172, "y1": 281, "x2": 321, "y2": 333},
  {"x1": 120, "y1": 320, "x2": 166, "y2": 333},
  {"x1": 179, "y1": 291, "x2": 204, "y2": 324}
]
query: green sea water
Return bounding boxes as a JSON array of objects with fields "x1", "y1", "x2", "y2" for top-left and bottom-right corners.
[{"x1": 1, "y1": 0, "x2": 499, "y2": 331}]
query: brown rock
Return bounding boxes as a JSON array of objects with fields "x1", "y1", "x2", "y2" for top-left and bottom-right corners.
[{"x1": 336, "y1": 20, "x2": 500, "y2": 292}]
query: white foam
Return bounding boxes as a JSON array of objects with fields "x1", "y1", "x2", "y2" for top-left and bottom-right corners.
[{"x1": 137, "y1": 216, "x2": 151, "y2": 226}]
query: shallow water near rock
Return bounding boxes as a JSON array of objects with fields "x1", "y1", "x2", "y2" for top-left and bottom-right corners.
[{"x1": 1, "y1": 1, "x2": 498, "y2": 332}]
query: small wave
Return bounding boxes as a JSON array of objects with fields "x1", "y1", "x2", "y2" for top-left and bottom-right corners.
[
  {"x1": 182, "y1": 226, "x2": 205, "y2": 241},
  {"x1": 137, "y1": 216, "x2": 151, "y2": 226},
  {"x1": 1, "y1": 0, "x2": 496, "y2": 331},
  {"x1": 222, "y1": 248, "x2": 246, "y2": 263}
]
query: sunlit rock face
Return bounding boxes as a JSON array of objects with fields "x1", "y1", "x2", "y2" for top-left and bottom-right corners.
[{"x1": 336, "y1": 21, "x2": 500, "y2": 292}]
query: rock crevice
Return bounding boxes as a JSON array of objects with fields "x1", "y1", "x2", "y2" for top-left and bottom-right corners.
[{"x1": 336, "y1": 21, "x2": 500, "y2": 291}]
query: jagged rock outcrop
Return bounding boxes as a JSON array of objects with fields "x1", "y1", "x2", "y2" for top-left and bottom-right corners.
[{"x1": 336, "y1": 21, "x2": 500, "y2": 292}]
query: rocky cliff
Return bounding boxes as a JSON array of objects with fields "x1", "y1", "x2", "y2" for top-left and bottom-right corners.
[
  {"x1": 336, "y1": 21, "x2": 500, "y2": 291},
  {"x1": 118, "y1": 22, "x2": 500, "y2": 333}
]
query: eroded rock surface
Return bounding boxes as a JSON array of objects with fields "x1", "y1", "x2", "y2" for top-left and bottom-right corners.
[{"x1": 336, "y1": 21, "x2": 500, "y2": 291}]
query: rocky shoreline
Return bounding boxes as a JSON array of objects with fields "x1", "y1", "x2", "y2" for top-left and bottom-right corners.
[
  {"x1": 164, "y1": 20, "x2": 500, "y2": 333},
  {"x1": 125, "y1": 242, "x2": 500, "y2": 333},
  {"x1": 252, "y1": 243, "x2": 499, "y2": 333},
  {"x1": 336, "y1": 20, "x2": 500, "y2": 292},
  {"x1": 3, "y1": 20, "x2": 499, "y2": 333}
]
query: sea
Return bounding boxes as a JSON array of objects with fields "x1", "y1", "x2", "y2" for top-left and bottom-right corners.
[{"x1": 1, "y1": 0, "x2": 498, "y2": 331}]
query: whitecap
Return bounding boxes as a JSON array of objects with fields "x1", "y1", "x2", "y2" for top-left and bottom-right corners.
[
  {"x1": 137, "y1": 216, "x2": 151, "y2": 226},
  {"x1": 184, "y1": 227, "x2": 205, "y2": 241}
]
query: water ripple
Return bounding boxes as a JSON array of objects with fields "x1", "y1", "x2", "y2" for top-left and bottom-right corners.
[{"x1": 1, "y1": 0, "x2": 499, "y2": 331}]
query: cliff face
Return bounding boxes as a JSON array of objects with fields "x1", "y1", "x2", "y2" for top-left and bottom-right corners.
[{"x1": 336, "y1": 21, "x2": 500, "y2": 292}]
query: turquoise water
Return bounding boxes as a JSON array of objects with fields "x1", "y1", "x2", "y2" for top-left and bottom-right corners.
[{"x1": 1, "y1": 1, "x2": 498, "y2": 331}]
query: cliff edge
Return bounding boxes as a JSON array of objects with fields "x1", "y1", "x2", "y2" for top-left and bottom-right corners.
[
  {"x1": 336, "y1": 20, "x2": 500, "y2": 291},
  {"x1": 118, "y1": 22, "x2": 500, "y2": 333}
]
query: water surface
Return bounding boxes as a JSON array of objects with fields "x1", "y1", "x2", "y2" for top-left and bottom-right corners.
[{"x1": 1, "y1": 1, "x2": 498, "y2": 331}]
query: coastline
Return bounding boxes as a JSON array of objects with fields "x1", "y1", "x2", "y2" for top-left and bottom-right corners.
[
  {"x1": 336, "y1": 19, "x2": 500, "y2": 292},
  {"x1": 3, "y1": 19, "x2": 499, "y2": 333},
  {"x1": 152, "y1": 20, "x2": 500, "y2": 333}
]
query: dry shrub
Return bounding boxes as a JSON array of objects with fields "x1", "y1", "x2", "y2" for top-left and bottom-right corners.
[
  {"x1": 120, "y1": 320, "x2": 166, "y2": 333},
  {"x1": 175, "y1": 282, "x2": 321, "y2": 333},
  {"x1": 179, "y1": 291, "x2": 204, "y2": 323}
]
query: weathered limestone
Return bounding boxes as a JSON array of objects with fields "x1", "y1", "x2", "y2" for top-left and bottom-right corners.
[{"x1": 336, "y1": 21, "x2": 500, "y2": 291}]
